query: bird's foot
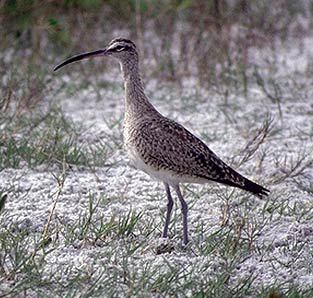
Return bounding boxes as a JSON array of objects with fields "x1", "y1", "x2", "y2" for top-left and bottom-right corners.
[{"x1": 155, "y1": 237, "x2": 175, "y2": 255}]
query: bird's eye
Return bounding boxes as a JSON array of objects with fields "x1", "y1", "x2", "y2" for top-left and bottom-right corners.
[{"x1": 115, "y1": 46, "x2": 125, "y2": 52}]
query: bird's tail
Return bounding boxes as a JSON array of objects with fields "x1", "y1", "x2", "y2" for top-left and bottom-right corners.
[{"x1": 241, "y1": 178, "x2": 270, "y2": 198}]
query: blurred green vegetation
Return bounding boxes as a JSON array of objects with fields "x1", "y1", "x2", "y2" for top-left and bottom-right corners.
[
  {"x1": 2, "y1": 0, "x2": 311, "y2": 53},
  {"x1": 0, "y1": 0, "x2": 312, "y2": 86}
]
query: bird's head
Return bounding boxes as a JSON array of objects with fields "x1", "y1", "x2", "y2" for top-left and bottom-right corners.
[{"x1": 53, "y1": 38, "x2": 137, "y2": 71}]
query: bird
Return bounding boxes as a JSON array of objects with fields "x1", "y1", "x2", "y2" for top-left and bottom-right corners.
[{"x1": 54, "y1": 38, "x2": 270, "y2": 245}]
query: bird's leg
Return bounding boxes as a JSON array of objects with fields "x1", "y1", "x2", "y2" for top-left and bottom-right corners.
[
  {"x1": 162, "y1": 183, "x2": 174, "y2": 239},
  {"x1": 174, "y1": 185, "x2": 189, "y2": 245}
]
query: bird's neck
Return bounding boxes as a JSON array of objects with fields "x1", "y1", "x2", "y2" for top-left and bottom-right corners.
[{"x1": 120, "y1": 60, "x2": 157, "y2": 120}]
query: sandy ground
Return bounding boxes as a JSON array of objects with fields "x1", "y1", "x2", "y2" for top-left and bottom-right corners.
[{"x1": 1, "y1": 36, "x2": 313, "y2": 295}]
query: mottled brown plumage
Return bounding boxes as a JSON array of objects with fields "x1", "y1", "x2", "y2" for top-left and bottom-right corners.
[{"x1": 54, "y1": 38, "x2": 270, "y2": 245}]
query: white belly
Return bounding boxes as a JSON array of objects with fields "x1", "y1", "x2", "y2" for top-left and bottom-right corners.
[
  {"x1": 123, "y1": 122, "x2": 208, "y2": 185},
  {"x1": 125, "y1": 144, "x2": 207, "y2": 186}
]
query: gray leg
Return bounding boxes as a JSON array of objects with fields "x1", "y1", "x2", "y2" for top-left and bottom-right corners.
[
  {"x1": 162, "y1": 183, "x2": 174, "y2": 239},
  {"x1": 174, "y1": 185, "x2": 189, "y2": 245}
]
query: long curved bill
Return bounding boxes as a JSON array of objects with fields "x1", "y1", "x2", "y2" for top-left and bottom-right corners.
[{"x1": 53, "y1": 49, "x2": 107, "y2": 71}]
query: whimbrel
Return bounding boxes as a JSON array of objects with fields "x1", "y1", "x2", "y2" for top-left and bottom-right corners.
[{"x1": 54, "y1": 38, "x2": 269, "y2": 245}]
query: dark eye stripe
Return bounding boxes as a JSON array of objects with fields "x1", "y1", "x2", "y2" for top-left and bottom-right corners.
[
  {"x1": 115, "y1": 46, "x2": 125, "y2": 51},
  {"x1": 112, "y1": 44, "x2": 132, "y2": 52}
]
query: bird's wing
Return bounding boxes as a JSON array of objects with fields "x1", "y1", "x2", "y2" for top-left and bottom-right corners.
[
  {"x1": 134, "y1": 117, "x2": 245, "y2": 185},
  {"x1": 133, "y1": 116, "x2": 269, "y2": 197}
]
